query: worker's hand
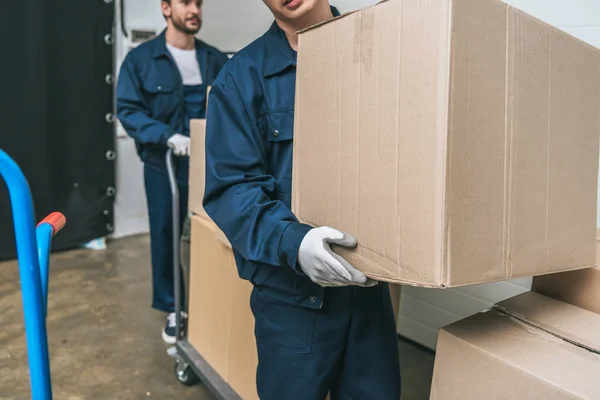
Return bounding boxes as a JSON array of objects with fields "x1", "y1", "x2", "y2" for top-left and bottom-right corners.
[
  {"x1": 298, "y1": 227, "x2": 377, "y2": 288},
  {"x1": 167, "y1": 134, "x2": 191, "y2": 156}
]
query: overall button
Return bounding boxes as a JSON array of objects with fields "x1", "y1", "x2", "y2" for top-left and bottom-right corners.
[
  {"x1": 273, "y1": 129, "x2": 279, "y2": 137},
  {"x1": 309, "y1": 296, "x2": 317, "y2": 303}
]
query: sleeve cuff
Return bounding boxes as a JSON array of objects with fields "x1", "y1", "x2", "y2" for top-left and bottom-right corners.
[
  {"x1": 161, "y1": 128, "x2": 176, "y2": 145},
  {"x1": 278, "y1": 221, "x2": 313, "y2": 274}
]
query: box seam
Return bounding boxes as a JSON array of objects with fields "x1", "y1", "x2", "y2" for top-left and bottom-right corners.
[{"x1": 493, "y1": 307, "x2": 600, "y2": 354}]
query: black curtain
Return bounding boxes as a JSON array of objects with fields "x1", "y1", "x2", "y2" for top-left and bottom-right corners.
[{"x1": 0, "y1": 1, "x2": 115, "y2": 260}]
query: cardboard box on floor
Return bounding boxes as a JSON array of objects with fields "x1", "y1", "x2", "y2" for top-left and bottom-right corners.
[
  {"x1": 430, "y1": 292, "x2": 600, "y2": 399},
  {"x1": 187, "y1": 215, "x2": 258, "y2": 399},
  {"x1": 293, "y1": 0, "x2": 600, "y2": 287},
  {"x1": 533, "y1": 229, "x2": 600, "y2": 314}
]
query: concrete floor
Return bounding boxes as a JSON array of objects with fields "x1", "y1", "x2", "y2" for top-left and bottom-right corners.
[{"x1": 0, "y1": 235, "x2": 434, "y2": 399}]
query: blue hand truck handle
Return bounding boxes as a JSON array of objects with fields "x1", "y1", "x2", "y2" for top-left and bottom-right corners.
[{"x1": 0, "y1": 149, "x2": 66, "y2": 400}]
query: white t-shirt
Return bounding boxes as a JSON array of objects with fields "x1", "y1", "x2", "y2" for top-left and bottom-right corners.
[{"x1": 166, "y1": 43, "x2": 203, "y2": 86}]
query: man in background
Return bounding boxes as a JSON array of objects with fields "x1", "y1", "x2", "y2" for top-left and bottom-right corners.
[
  {"x1": 203, "y1": 0, "x2": 401, "y2": 398},
  {"x1": 116, "y1": 0, "x2": 228, "y2": 344}
]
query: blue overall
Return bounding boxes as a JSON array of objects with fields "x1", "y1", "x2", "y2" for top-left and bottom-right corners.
[
  {"x1": 203, "y1": 11, "x2": 401, "y2": 400},
  {"x1": 116, "y1": 31, "x2": 229, "y2": 312},
  {"x1": 142, "y1": 84, "x2": 202, "y2": 312}
]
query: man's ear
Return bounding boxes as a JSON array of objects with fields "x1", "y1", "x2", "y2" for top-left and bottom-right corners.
[{"x1": 161, "y1": 1, "x2": 172, "y2": 19}]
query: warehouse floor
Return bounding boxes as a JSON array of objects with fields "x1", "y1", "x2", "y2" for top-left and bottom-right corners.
[{"x1": 0, "y1": 235, "x2": 434, "y2": 399}]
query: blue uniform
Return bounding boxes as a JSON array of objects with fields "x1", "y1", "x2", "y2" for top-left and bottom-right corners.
[
  {"x1": 204, "y1": 12, "x2": 401, "y2": 400},
  {"x1": 117, "y1": 31, "x2": 228, "y2": 312}
]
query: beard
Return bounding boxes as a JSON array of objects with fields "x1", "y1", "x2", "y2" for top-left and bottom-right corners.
[{"x1": 172, "y1": 16, "x2": 202, "y2": 35}]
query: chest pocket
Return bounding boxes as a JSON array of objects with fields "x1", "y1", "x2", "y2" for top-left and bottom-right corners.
[
  {"x1": 258, "y1": 110, "x2": 295, "y2": 181},
  {"x1": 260, "y1": 110, "x2": 294, "y2": 142},
  {"x1": 142, "y1": 81, "x2": 178, "y2": 119}
]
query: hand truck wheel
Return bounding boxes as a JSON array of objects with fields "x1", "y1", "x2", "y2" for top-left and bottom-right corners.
[{"x1": 174, "y1": 359, "x2": 199, "y2": 386}]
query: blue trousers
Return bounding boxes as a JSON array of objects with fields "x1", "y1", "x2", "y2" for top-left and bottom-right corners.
[
  {"x1": 143, "y1": 158, "x2": 188, "y2": 313},
  {"x1": 251, "y1": 283, "x2": 401, "y2": 399}
]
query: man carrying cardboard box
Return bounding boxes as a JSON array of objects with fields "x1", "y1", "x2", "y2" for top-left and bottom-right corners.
[
  {"x1": 203, "y1": 1, "x2": 401, "y2": 398},
  {"x1": 116, "y1": 0, "x2": 228, "y2": 344}
]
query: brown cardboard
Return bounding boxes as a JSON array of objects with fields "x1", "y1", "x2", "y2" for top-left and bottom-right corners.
[
  {"x1": 533, "y1": 229, "x2": 600, "y2": 314},
  {"x1": 189, "y1": 119, "x2": 208, "y2": 219},
  {"x1": 187, "y1": 215, "x2": 238, "y2": 381},
  {"x1": 293, "y1": 0, "x2": 600, "y2": 287},
  {"x1": 228, "y1": 278, "x2": 259, "y2": 400},
  {"x1": 189, "y1": 118, "x2": 231, "y2": 248},
  {"x1": 188, "y1": 215, "x2": 258, "y2": 397},
  {"x1": 430, "y1": 292, "x2": 600, "y2": 399},
  {"x1": 215, "y1": 226, "x2": 232, "y2": 249}
]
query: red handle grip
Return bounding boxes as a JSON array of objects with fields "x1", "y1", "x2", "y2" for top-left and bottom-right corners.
[{"x1": 38, "y1": 212, "x2": 66, "y2": 235}]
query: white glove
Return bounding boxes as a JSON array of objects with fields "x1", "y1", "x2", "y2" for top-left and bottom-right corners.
[
  {"x1": 167, "y1": 134, "x2": 191, "y2": 156},
  {"x1": 298, "y1": 227, "x2": 377, "y2": 288}
]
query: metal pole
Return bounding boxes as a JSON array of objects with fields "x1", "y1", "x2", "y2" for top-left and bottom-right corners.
[{"x1": 165, "y1": 149, "x2": 182, "y2": 340}]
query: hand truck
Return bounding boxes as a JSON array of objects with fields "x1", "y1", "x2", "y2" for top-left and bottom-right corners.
[
  {"x1": 0, "y1": 149, "x2": 66, "y2": 400},
  {"x1": 164, "y1": 148, "x2": 242, "y2": 399}
]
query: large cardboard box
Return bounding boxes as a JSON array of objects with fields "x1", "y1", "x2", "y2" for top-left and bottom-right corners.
[
  {"x1": 187, "y1": 215, "x2": 238, "y2": 381},
  {"x1": 293, "y1": 0, "x2": 600, "y2": 287},
  {"x1": 430, "y1": 292, "x2": 600, "y2": 399},
  {"x1": 188, "y1": 215, "x2": 258, "y2": 397},
  {"x1": 189, "y1": 119, "x2": 208, "y2": 218},
  {"x1": 533, "y1": 230, "x2": 600, "y2": 314}
]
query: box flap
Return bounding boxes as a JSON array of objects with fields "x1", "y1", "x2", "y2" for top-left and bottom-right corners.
[
  {"x1": 297, "y1": 10, "x2": 360, "y2": 34},
  {"x1": 495, "y1": 292, "x2": 600, "y2": 354},
  {"x1": 298, "y1": 0, "x2": 393, "y2": 34}
]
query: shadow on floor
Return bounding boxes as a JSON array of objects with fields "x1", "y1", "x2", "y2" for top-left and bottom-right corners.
[{"x1": 0, "y1": 235, "x2": 434, "y2": 399}]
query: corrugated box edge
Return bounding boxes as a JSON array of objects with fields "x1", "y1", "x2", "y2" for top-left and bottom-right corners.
[
  {"x1": 494, "y1": 292, "x2": 600, "y2": 354},
  {"x1": 297, "y1": 1, "x2": 394, "y2": 34},
  {"x1": 297, "y1": 11, "x2": 359, "y2": 34}
]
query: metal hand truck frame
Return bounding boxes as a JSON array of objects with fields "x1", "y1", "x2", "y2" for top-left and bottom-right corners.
[{"x1": 165, "y1": 149, "x2": 242, "y2": 400}]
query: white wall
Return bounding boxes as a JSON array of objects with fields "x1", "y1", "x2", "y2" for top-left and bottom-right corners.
[{"x1": 398, "y1": 0, "x2": 600, "y2": 350}]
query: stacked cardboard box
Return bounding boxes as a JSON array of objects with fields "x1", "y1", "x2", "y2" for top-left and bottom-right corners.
[
  {"x1": 293, "y1": 0, "x2": 600, "y2": 287},
  {"x1": 189, "y1": 119, "x2": 232, "y2": 248},
  {"x1": 187, "y1": 120, "x2": 259, "y2": 400},
  {"x1": 430, "y1": 238, "x2": 600, "y2": 397},
  {"x1": 431, "y1": 291, "x2": 600, "y2": 399}
]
